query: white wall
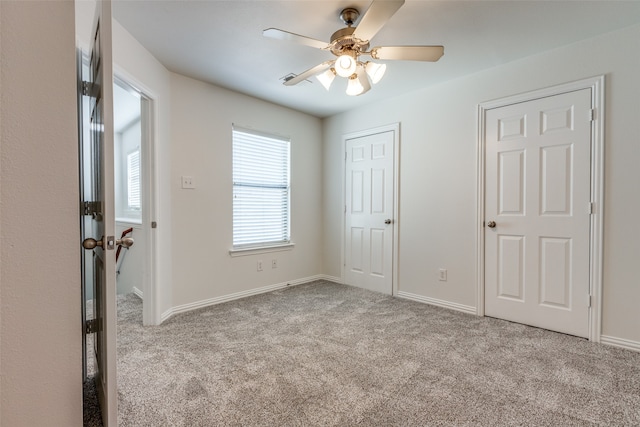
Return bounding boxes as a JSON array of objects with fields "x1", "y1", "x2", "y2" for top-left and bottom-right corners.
[
  {"x1": 323, "y1": 24, "x2": 640, "y2": 344},
  {"x1": 170, "y1": 73, "x2": 324, "y2": 307},
  {"x1": 0, "y1": 1, "x2": 82, "y2": 425}
]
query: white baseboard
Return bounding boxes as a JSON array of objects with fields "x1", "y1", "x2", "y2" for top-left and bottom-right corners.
[
  {"x1": 396, "y1": 291, "x2": 477, "y2": 315},
  {"x1": 316, "y1": 274, "x2": 343, "y2": 284},
  {"x1": 600, "y1": 335, "x2": 640, "y2": 353},
  {"x1": 160, "y1": 275, "x2": 337, "y2": 323},
  {"x1": 160, "y1": 307, "x2": 173, "y2": 323},
  {"x1": 132, "y1": 286, "x2": 144, "y2": 300}
]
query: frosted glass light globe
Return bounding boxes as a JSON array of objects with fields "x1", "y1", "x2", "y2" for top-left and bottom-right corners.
[
  {"x1": 365, "y1": 61, "x2": 387, "y2": 84},
  {"x1": 335, "y1": 55, "x2": 357, "y2": 77},
  {"x1": 346, "y1": 75, "x2": 364, "y2": 96},
  {"x1": 316, "y1": 68, "x2": 336, "y2": 90}
]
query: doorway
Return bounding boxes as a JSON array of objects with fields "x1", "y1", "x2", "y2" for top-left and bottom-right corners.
[
  {"x1": 343, "y1": 124, "x2": 400, "y2": 295},
  {"x1": 113, "y1": 80, "x2": 145, "y2": 301},
  {"x1": 112, "y1": 75, "x2": 157, "y2": 327},
  {"x1": 477, "y1": 77, "x2": 605, "y2": 341}
]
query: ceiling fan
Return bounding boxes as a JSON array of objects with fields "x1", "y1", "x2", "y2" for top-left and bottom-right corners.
[{"x1": 263, "y1": 0, "x2": 444, "y2": 96}]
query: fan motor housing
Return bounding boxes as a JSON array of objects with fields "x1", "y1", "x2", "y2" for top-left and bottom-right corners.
[{"x1": 329, "y1": 27, "x2": 369, "y2": 57}]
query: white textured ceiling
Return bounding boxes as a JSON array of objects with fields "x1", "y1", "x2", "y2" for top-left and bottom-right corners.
[{"x1": 112, "y1": 0, "x2": 640, "y2": 118}]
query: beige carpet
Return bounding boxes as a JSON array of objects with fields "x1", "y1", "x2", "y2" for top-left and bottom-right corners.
[{"x1": 86, "y1": 280, "x2": 640, "y2": 426}]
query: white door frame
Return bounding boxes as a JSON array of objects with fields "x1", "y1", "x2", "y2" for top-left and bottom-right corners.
[
  {"x1": 476, "y1": 76, "x2": 605, "y2": 342},
  {"x1": 113, "y1": 68, "x2": 161, "y2": 326},
  {"x1": 341, "y1": 123, "x2": 401, "y2": 295}
]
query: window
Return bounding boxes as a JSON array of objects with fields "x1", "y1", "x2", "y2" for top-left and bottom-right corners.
[
  {"x1": 127, "y1": 149, "x2": 141, "y2": 211},
  {"x1": 232, "y1": 126, "x2": 290, "y2": 249}
]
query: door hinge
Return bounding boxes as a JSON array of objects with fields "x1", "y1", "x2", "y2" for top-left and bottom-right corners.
[
  {"x1": 589, "y1": 202, "x2": 596, "y2": 214},
  {"x1": 589, "y1": 108, "x2": 596, "y2": 122},
  {"x1": 85, "y1": 318, "x2": 98, "y2": 334},
  {"x1": 82, "y1": 201, "x2": 101, "y2": 216},
  {"x1": 81, "y1": 81, "x2": 99, "y2": 98},
  {"x1": 588, "y1": 294, "x2": 592, "y2": 308},
  {"x1": 345, "y1": 152, "x2": 347, "y2": 161}
]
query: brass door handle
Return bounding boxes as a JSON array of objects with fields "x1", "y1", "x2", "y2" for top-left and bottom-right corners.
[
  {"x1": 82, "y1": 236, "x2": 134, "y2": 249},
  {"x1": 487, "y1": 221, "x2": 496, "y2": 228},
  {"x1": 117, "y1": 237, "x2": 134, "y2": 248},
  {"x1": 82, "y1": 237, "x2": 102, "y2": 250}
]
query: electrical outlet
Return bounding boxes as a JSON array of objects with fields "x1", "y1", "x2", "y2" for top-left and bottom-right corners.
[
  {"x1": 272, "y1": 259, "x2": 278, "y2": 269},
  {"x1": 438, "y1": 268, "x2": 447, "y2": 281},
  {"x1": 181, "y1": 175, "x2": 195, "y2": 189},
  {"x1": 257, "y1": 261, "x2": 263, "y2": 272}
]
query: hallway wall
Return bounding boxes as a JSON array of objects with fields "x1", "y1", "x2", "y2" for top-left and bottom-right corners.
[{"x1": 0, "y1": 1, "x2": 82, "y2": 425}]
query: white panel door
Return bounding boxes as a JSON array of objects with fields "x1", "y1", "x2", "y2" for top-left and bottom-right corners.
[
  {"x1": 345, "y1": 130, "x2": 394, "y2": 294},
  {"x1": 485, "y1": 89, "x2": 592, "y2": 338},
  {"x1": 80, "y1": 1, "x2": 118, "y2": 425}
]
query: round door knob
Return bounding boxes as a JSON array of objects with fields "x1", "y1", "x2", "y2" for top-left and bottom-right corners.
[
  {"x1": 117, "y1": 237, "x2": 134, "y2": 248},
  {"x1": 82, "y1": 237, "x2": 103, "y2": 250},
  {"x1": 487, "y1": 221, "x2": 496, "y2": 228},
  {"x1": 385, "y1": 219, "x2": 392, "y2": 224}
]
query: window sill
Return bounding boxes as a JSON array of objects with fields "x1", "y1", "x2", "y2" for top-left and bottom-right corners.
[{"x1": 229, "y1": 243, "x2": 295, "y2": 257}]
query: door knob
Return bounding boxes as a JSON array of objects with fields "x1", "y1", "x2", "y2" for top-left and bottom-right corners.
[
  {"x1": 82, "y1": 237, "x2": 103, "y2": 250},
  {"x1": 385, "y1": 219, "x2": 393, "y2": 224},
  {"x1": 82, "y1": 236, "x2": 134, "y2": 250},
  {"x1": 117, "y1": 237, "x2": 134, "y2": 248},
  {"x1": 487, "y1": 221, "x2": 496, "y2": 228}
]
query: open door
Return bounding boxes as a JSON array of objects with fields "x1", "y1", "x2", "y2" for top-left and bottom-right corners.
[{"x1": 78, "y1": 1, "x2": 123, "y2": 425}]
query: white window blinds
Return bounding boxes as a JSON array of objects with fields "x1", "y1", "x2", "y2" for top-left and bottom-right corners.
[
  {"x1": 127, "y1": 149, "x2": 141, "y2": 210},
  {"x1": 232, "y1": 127, "x2": 290, "y2": 248}
]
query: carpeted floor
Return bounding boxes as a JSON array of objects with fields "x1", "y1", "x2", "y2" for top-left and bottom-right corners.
[
  {"x1": 85, "y1": 280, "x2": 640, "y2": 426},
  {"x1": 84, "y1": 373, "x2": 102, "y2": 427},
  {"x1": 84, "y1": 307, "x2": 103, "y2": 427}
]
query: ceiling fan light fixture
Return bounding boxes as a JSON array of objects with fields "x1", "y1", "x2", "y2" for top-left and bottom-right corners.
[
  {"x1": 346, "y1": 74, "x2": 364, "y2": 96},
  {"x1": 316, "y1": 67, "x2": 336, "y2": 90},
  {"x1": 266, "y1": 1, "x2": 445, "y2": 100},
  {"x1": 335, "y1": 54, "x2": 357, "y2": 77},
  {"x1": 365, "y1": 61, "x2": 386, "y2": 84}
]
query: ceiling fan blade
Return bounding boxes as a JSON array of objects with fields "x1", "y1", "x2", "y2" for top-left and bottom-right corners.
[
  {"x1": 357, "y1": 65, "x2": 371, "y2": 96},
  {"x1": 263, "y1": 28, "x2": 328, "y2": 50},
  {"x1": 352, "y1": 0, "x2": 405, "y2": 43},
  {"x1": 370, "y1": 45, "x2": 444, "y2": 62},
  {"x1": 284, "y1": 61, "x2": 334, "y2": 86}
]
